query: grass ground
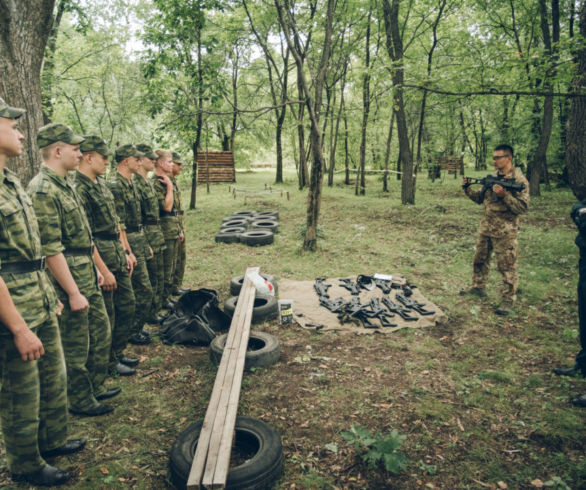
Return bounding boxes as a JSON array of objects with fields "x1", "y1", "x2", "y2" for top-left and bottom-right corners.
[{"x1": 1, "y1": 167, "x2": 585, "y2": 489}]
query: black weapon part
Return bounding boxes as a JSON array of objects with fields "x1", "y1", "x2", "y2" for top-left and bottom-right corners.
[
  {"x1": 339, "y1": 278, "x2": 360, "y2": 295},
  {"x1": 314, "y1": 277, "x2": 332, "y2": 298},
  {"x1": 374, "y1": 279, "x2": 392, "y2": 294},
  {"x1": 395, "y1": 292, "x2": 434, "y2": 316},
  {"x1": 357, "y1": 274, "x2": 376, "y2": 291},
  {"x1": 381, "y1": 296, "x2": 418, "y2": 321}
]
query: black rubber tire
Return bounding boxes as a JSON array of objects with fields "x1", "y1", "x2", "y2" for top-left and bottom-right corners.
[
  {"x1": 169, "y1": 416, "x2": 283, "y2": 490},
  {"x1": 239, "y1": 230, "x2": 274, "y2": 247},
  {"x1": 232, "y1": 210, "x2": 256, "y2": 217},
  {"x1": 215, "y1": 232, "x2": 241, "y2": 244},
  {"x1": 229, "y1": 274, "x2": 277, "y2": 296},
  {"x1": 255, "y1": 210, "x2": 279, "y2": 220},
  {"x1": 222, "y1": 218, "x2": 249, "y2": 228},
  {"x1": 209, "y1": 331, "x2": 280, "y2": 369},
  {"x1": 220, "y1": 226, "x2": 247, "y2": 234},
  {"x1": 223, "y1": 294, "x2": 278, "y2": 323},
  {"x1": 250, "y1": 219, "x2": 279, "y2": 233}
]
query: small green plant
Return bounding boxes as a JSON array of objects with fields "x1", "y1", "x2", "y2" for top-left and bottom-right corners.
[
  {"x1": 341, "y1": 425, "x2": 408, "y2": 474},
  {"x1": 544, "y1": 476, "x2": 572, "y2": 490}
]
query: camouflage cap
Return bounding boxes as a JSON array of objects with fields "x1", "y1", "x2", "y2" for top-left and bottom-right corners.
[
  {"x1": 0, "y1": 97, "x2": 26, "y2": 119},
  {"x1": 80, "y1": 135, "x2": 111, "y2": 157},
  {"x1": 115, "y1": 144, "x2": 145, "y2": 163},
  {"x1": 37, "y1": 122, "x2": 84, "y2": 149},
  {"x1": 172, "y1": 151, "x2": 184, "y2": 165},
  {"x1": 136, "y1": 143, "x2": 157, "y2": 160}
]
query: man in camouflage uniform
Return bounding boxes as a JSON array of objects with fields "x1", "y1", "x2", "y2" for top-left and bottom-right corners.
[
  {"x1": 134, "y1": 143, "x2": 166, "y2": 323},
  {"x1": 171, "y1": 151, "x2": 186, "y2": 295},
  {"x1": 0, "y1": 99, "x2": 84, "y2": 486},
  {"x1": 461, "y1": 144, "x2": 530, "y2": 315},
  {"x1": 28, "y1": 123, "x2": 115, "y2": 417},
  {"x1": 553, "y1": 199, "x2": 586, "y2": 407},
  {"x1": 108, "y1": 145, "x2": 153, "y2": 345},
  {"x1": 151, "y1": 149, "x2": 180, "y2": 309},
  {"x1": 74, "y1": 136, "x2": 137, "y2": 377}
]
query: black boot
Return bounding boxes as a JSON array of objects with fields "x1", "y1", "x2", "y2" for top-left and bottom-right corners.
[{"x1": 12, "y1": 464, "x2": 70, "y2": 486}]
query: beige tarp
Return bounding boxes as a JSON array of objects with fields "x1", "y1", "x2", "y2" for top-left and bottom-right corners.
[{"x1": 278, "y1": 276, "x2": 447, "y2": 334}]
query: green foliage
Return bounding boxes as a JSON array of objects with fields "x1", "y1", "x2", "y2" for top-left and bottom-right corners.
[
  {"x1": 544, "y1": 476, "x2": 572, "y2": 490},
  {"x1": 341, "y1": 424, "x2": 408, "y2": 474}
]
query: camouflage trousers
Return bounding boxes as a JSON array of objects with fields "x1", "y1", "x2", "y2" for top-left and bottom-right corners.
[
  {"x1": 146, "y1": 246, "x2": 164, "y2": 318},
  {"x1": 102, "y1": 266, "x2": 135, "y2": 369},
  {"x1": 56, "y1": 262, "x2": 112, "y2": 411},
  {"x1": 131, "y1": 250, "x2": 153, "y2": 335},
  {"x1": 172, "y1": 237, "x2": 186, "y2": 294},
  {"x1": 472, "y1": 233, "x2": 518, "y2": 302},
  {"x1": 0, "y1": 315, "x2": 68, "y2": 474},
  {"x1": 162, "y1": 238, "x2": 179, "y2": 306}
]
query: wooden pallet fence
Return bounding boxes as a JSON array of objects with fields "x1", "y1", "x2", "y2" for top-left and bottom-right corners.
[{"x1": 197, "y1": 151, "x2": 236, "y2": 183}]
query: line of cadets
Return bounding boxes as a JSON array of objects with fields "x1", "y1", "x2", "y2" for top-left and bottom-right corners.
[{"x1": 0, "y1": 98, "x2": 186, "y2": 486}]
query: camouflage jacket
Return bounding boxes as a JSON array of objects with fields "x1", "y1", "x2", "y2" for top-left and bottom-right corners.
[
  {"x1": 27, "y1": 166, "x2": 93, "y2": 269},
  {"x1": 133, "y1": 173, "x2": 165, "y2": 250},
  {"x1": 465, "y1": 167, "x2": 529, "y2": 237},
  {"x1": 73, "y1": 171, "x2": 126, "y2": 272},
  {"x1": 571, "y1": 200, "x2": 586, "y2": 250},
  {"x1": 172, "y1": 177, "x2": 185, "y2": 231},
  {"x1": 0, "y1": 168, "x2": 59, "y2": 333},
  {"x1": 108, "y1": 173, "x2": 149, "y2": 257},
  {"x1": 150, "y1": 174, "x2": 181, "y2": 240}
]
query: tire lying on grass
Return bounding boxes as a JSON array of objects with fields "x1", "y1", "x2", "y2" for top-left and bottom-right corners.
[
  {"x1": 223, "y1": 294, "x2": 278, "y2": 323},
  {"x1": 210, "y1": 331, "x2": 280, "y2": 369},
  {"x1": 239, "y1": 229, "x2": 274, "y2": 247},
  {"x1": 219, "y1": 226, "x2": 247, "y2": 234},
  {"x1": 222, "y1": 218, "x2": 249, "y2": 228},
  {"x1": 215, "y1": 232, "x2": 241, "y2": 244},
  {"x1": 232, "y1": 210, "x2": 256, "y2": 217},
  {"x1": 229, "y1": 274, "x2": 277, "y2": 296},
  {"x1": 255, "y1": 210, "x2": 279, "y2": 220},
  {"x1": 250, "y1": 219, "x2": 279, "y2": 233},
  {"x1": 169, "y1": 416, "x2": 283, "y2": 490}
]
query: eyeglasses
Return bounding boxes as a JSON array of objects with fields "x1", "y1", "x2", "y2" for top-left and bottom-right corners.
[{"x1": 493, "y1": 155, "x2": 509, "y2": 161}]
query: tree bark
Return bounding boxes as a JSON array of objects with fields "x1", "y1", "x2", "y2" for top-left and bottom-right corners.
[
  {"x1": 383, "y1": 111, "x2": 395, "y2": 193},
  {"x1": 189, "y1": 29, "x2": 203, "y2": 210},
  {"x1": 356, "y1": 7, "x2": 371, "y2": 196},
  {"x1": 0, "y1": 0, "x2": 56, "y2": 184},
  {"x1": 382, "y1": 0, "x2": 415, "y2": 204},
  {"x1": 328, "y1": 65, "x2": 346, "y2": 187},
  {"x1": 567, "y1": 0, "x2": 586, "y2": 200}
]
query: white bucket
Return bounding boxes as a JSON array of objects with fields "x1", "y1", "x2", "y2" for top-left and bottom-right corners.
[{"x1": 278, "y1": 299, "x2": 293, "y2": 324}]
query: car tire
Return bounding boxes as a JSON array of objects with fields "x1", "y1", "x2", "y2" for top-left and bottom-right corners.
[
  {"x1": 223, "y1": 294, "x2": 278, "y2": 323},
  {"x1": 215, "y1": 232, "x2": 241, "y2": 244},
  {"x1": 250, "y1": 219, "x2": 279, "y2": 233},
  {"x1": 232, "y1": 210, "x2": 256, "y2": 218},
  {"x1": 239, "y1": 230, "x2": 274, "y2": 246},
  {"x1": 219, "y1": 226, "x2": 247, "y2": 234},
  {"x1": 209, "y1": 331, "x2": 280, "y2": 369},
  {"x1": 169, "y1": 416, "x2": 283, "y2": 490},
  {"x1": 222, "y1": 218, "x2": 249, "y2": 228},
  {"x1": 229, "y1": 274, "x2": 277, "y2": 296},
  {"x1": 255, "y1": 210, "x2": 279, "y2": 220}
]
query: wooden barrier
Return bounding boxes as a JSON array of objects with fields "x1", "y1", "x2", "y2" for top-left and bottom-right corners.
[
  {"x1": 197, "y1": 151, "x2": 236, "y2": 183},
  {"x1": 187, "y1": 267, "x2": 259, "y2": 489}
]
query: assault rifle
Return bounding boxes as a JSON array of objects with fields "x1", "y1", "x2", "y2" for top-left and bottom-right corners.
[
  {"x1": 339, "y1": 278, "x2": 360, "y2": 295},
  {"x1": 464, "y1": 174, "x2": 525, "y2": 200},
  {"x1": 314, "y1": 277, "x2": 331, "y2": 299},
  {"x1": 395, "y1": 292, "x2": 434, "y2": 316},
  {"x1": 381, "y1": 296, "x2": 418, "y2": 322}
]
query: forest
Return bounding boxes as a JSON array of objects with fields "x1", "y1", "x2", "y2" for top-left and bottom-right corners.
[{"x1": 1, "y1": 0, "x2": 585, "y2": 250}]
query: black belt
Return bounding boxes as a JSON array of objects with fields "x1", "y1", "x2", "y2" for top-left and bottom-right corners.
[
  {"x1": 64, "y1": 245, "x2": 94, "y2": 257},
  {"x1": 126, "y1": 225, "x2": 143, "y2": 233},
  {"x1": 0, "y1": 257, "x2": 46, "y2": 275},
  {"x1": 93, "y1": 231, "x2": 120, "y2": 241},
  {"x1": 144, "y1": 219, "x2": 160, "y2": 226},
  {"x1": 160, "y1": 210, "x2": 178, "y2": 217}
]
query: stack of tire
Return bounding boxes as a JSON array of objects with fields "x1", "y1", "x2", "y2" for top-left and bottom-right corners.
[
  {"x1": 215, "y1": 210, "x2": 279, "y2": 247},
  {"x1": 169, "y1": 274, "x2": 283, "y2": 490}
]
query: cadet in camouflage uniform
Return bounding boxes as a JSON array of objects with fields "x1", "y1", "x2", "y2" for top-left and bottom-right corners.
[
  {"x1": 171, "y1": 151, "x2": 186, "y2": 295},
  {"x1": 28, "y1": 123, "x2": 115, "y2": 417},
  {"x1": 461, "y1": 144, "x2": 530, "y2": 315},
  {"x1": 74, "y1": 136, "x2": 137, "y2": 377},
  {"x1": 0, "y1": 99, "x2": 84, "y2": 486},
  {"x1": 134, "y1": 143, "x2": 166, "y2": 322},
  {"x1": 151, "y1": 149, "x2": 180, "y2": 308},
  {"x1": 108, "y1": 145, "x2": 153, "y2": 345}
]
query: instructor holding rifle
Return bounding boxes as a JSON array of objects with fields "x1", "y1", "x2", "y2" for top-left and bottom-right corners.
[{"x1": 460, "y1": 144, "x2": 530, "y2": 316}]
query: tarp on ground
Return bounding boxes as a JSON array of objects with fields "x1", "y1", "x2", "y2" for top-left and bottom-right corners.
[{"x1": 278, "y1": 276, "x2": 448, "y2": 334}]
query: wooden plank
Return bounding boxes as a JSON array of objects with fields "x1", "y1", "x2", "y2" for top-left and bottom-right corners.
[
  {"x1": 202, "y1": 271, "x2": 256, "y2": 487},
  {"x1": 187, "y1": 267, "x2": 258, "y2": 490}
]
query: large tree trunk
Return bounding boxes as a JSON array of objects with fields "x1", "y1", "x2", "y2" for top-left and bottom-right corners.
[
  {"x1": 383, "y1": 111, "x2": 395, "y2": 193},
  {"x1": 382, "y1": 0, "x2": 414, "y2": 204},
  {"x1": 328, "y1": 66, "x2": 346, "y2": 187},
  {"x1": 296, "y1": 70, "x2": 308, "y2": 190},
  {"x1": 567, "y1": 0, "x2": 586, "y2": 200},
  {"x1": 189, "y1": 30, "x2": 203, "y2": 210},
  {"x1": 0, "y1": 0, "x2": 56, "y2": 184},
  {"x1": 356, "y1": 7, "x2": 371, "y2": 196}
]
